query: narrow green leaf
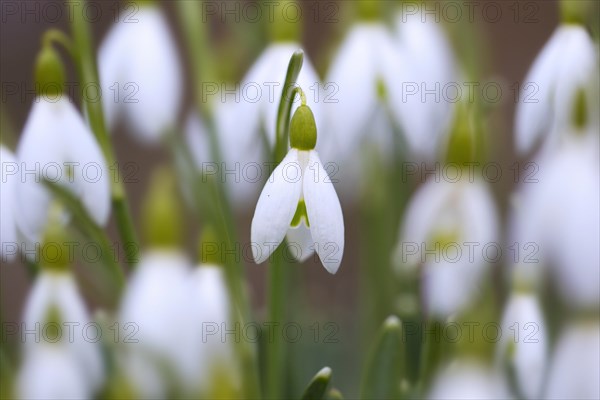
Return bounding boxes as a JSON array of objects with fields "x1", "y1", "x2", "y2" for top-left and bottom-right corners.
[
  {"x1": 302, "y1": 367, "x2": 332, "y2": 400},
  {"x1": 360, "y1": 316, "x2": 405, "y2": 400}
]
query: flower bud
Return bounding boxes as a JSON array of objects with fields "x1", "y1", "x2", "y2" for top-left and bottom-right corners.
[
  {"x1": 35, "y1": 45, "x2": 65, "y2": 97},
  {"x1": 142, "y1": 167, "x2": 183, "y2": 249},
  {"x1": 290, "y1": 105, "x2": 317, "y2": 150}
]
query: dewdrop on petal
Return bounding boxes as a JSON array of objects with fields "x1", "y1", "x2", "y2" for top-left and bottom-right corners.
[{"x1": 251, "y1": 104, "x2": 344, "y2": 274}]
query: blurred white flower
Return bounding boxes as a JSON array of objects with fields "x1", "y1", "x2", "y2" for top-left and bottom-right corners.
[
  {"x1": 181, "y1": 265, "x2": 240, "y2": 395},
  {"x1": 497, "y1": 292, "x2": 547, "y2": 399},
  {"x1": 20, "y1": 271, "x2": 104, "y2": 396},
  {"x1": 510, "y1": 133, "x2": 599, "y2": 307},
  {"x1": 391, "y1": 14, "x2": 457, "y2": 161},
  {"x1": 15, "y1": 97, "x2": 110, "y2": 243},
  {"x1": 99, "y1": 6, "x2": 182, "y2": 143},
  {"x1": 1, "y1": 146, "x2": 18, "y2": 261},
  {"x1": 251, "y1": 147, "x2": 344, "y2": 274},
  {"x1": 118, "y1": 250, "x2": 191, "y2": 398},
  {"x1": 323, "y1": 23, "x2": 401, "y2": 163},
  {"x1": 17, "y1": 345, "x2": 91, "y2": 400},
  {"x1": 185, "y1": 104, "x2": 263, "y2": 210},
  {"x1": 394, "y1": 177, "x2": 499, "y2": 319},
  {"x1": 515, "y1": 24, "x2": 598, "y2": 154},
  {"x1": 237, "y1": 43, "x2": 322, "y2": 148},
  {"x1": 545, "y1": 321, "x2": 600, "y2": 399},
  {"x1": 428, "y1": 361, "x2": 511, "y2": 400}
]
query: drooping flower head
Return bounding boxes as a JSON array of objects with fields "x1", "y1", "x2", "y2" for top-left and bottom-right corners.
[{"x1": 251, "y1": 103, "x2": 344, "y2": 273}]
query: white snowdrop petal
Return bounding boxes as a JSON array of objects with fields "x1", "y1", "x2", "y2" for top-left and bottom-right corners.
[
  {"x1": 18, "y1": 346, "x2": 91, "y2": 400},
  {"x1": 251, "y1": 149, "x2": 303, "y2": 264},
  {"x1": 497, "y1": 293, "x2": 547, "y2": 399},
  {"x1": 15, "y1": 99, "x2": 64, "y2": 241},
  {"x1": 303, "y1": 151, "x2": 344, "y2": 273},
  {"x1": 119, "y1": 250, "x2": 191, "y2": 395},
  {"x1": 428, "y1": 362, "x2": 510, "y2": 400},
  {"x1": 0, "y1": 146, "x2": 18, "y2": 261},
  {"x1": 15, "y1": 98, "x2": 110, "y2": 242},
  {"x1": 324, "y1": 25, "x2": 379, "y2": 159},
  {"x1": 286, "y1": 222, "x2": 315, "y2": 263},
  {"x1": 182, "y1": 266, "x2": 240, "y2": 394},
  {"x1": 99, "y1": 8, "x2": 182, "y2": 142},
  {"x1": 552, "y1": 26, "x2": 598, "y2": 136},
  {"x1": 395, "y1": 179, "x2": 453, "y2": 268},
  {"x1": 22, "y1": 272, "x2": 104, "y2": 391},
  {"x1": 514, "y1": 26, "x2": 566, "y2": 154},
  {"x1": 392, "y1": 14, "x2": 456, "y2": 160},
  {"x1": 545, "y1": 323, "x2": 600, "y2": 400}
]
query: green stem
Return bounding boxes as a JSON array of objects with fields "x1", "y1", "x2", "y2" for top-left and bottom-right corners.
[
  {"x1": 70, "y1": 0, "x2": 138, "y2": 267},
  {"x1": 274, "y1": 50, "x2": 305, "y2": 163},
  {"x1": 43, "y1": 181, "x2": 124, "y2": 292},
  {"x1": 266, "y1": 245, "x2": 287, "y2": 399},
  {"x1": 176, "y1": 2, "x2": 261, "y2": 397},
  {"x1": 265, "y1": 50, "x2": 305, "y2": 399}
]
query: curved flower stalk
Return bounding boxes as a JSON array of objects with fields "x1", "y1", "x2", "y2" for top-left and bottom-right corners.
[
  {"x1": 15, "y1": 96, "x2": 110, "y2": 243},
  {"x1": 544, "y1": 321, "x2": 600, "y2": 399},
  {"x1": 496, "y1": 292, "x2": 547, "y2": 399},
  {"x1": 182, "y1": 264, "x2": 241, "y2": 397},
  {"x1": 514, "y1": 24, "x2": 598, "y2": 154},
  {"x1": 117, "y1": 250, "x2": 192, "y2": 398},
  {"x1": 251, "y1": 104, "x2": 344, "y2": 274},
  {"x1": 427, "y1": 361, "x2": 510, "y2": 399},
  {"x1": 98, "y1": 6, "x2": 182, "y2": 143},
  {"x1": 1, "y1": 146, "x2": 18, "y2": 261},
  {"x1": 391, "y1": 13, "x2": 457, "y2": 161},
  {"x1": 510, "y1": 133, "x2": 599, "y2": 308},
  {"x1": 322, "y1": 22, "x2": 401, "y2": 165},
  {"x1": 393, "y1": 177, "x2": 499, "y2": 319},
  {"x1": 237, "y1": 43, "x2": 323, "y2": 152}
]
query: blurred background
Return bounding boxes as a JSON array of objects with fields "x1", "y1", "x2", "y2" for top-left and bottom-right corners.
[{"x1": 1, "y1": 0, "x2": 599, "y2": 398}]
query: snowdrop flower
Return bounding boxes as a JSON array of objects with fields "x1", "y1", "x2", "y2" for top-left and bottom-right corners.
[
  {"x1": 17, "y1": 345, "x2": 91, "y2": 400},
  {"x1": 16, "y1": 97, "x2": 111, "y2": 242},
  {"x1": 182, "y1": 265, "x2": 241, "y2": 396},
  {"x1": 510, "y1": 133, "x2": 599, "y2": 308},
  {"x1": 21, "y1": 269, "x2": 104, "y2": 396},
  {"x1": 16, "y1": 44, "x2": 110, "y2": 243},
  {"x1": 428, "y1": 361, "x2": 510, "y2": 400},
  {"x1": 237, "y1": 43, "x2": 322, "y2": 150},
  {"x1": 545, "y1": 321, "x2": 600, "y2": 399},
  {"x1": 497, "y1": 292, "x2": 547, "y2": 399},
  {"x1": 251, "y1": 105, "x2": 344, "y2": 274},
  {"x1": 1, "y1": 146, "x2": 18, "y2": 261},
  {"x1": 391, "y1": 13, "x2": 457, "y2": 160},
  {"x1": 514, "y1": 23, "x2": 598, "y2": 154},
  {"x1": 118, "y1": 250, "x2": 192, "y2": 398},
  {"x1": 323, "y1": 21, "x2": 401, "y2": 163},
  {"x1": 99, "y1": 6, "x2": 182, "y2": 142},
  {"x1": 393, "y1": 177, "x2": 499, "y2": 319}
]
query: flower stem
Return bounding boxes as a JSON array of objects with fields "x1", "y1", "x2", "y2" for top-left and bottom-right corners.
[
  {"x1": 70, "y1": 0, "x2": 138, "y2": 267},
  {"x1": 265, "y1": 50, "x2": 305, "y2": 399},
  {"x1": 176, "y1": 2, "x2": 261, "y2": 397}
]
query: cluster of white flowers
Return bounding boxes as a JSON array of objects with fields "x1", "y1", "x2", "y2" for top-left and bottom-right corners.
[{"x1": 1, "y1": 1, "x2": 598, "y2": 399}]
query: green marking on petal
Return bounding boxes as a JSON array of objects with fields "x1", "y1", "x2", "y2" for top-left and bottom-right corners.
[{"x1": 291, "y1": 200, "x2": 310, "y2": 227}]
